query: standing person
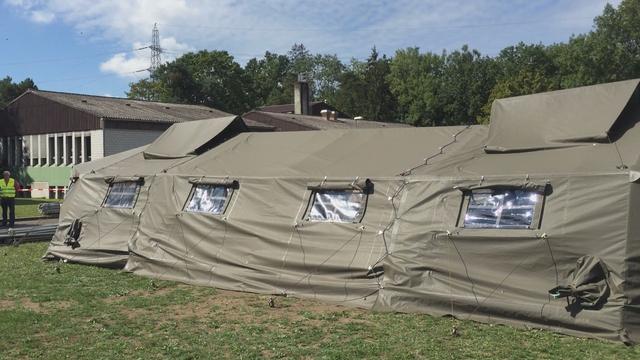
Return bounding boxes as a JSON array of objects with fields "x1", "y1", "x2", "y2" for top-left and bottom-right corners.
[{"x1": 0, "y1": 171, "x2": 18, "y2": 227}]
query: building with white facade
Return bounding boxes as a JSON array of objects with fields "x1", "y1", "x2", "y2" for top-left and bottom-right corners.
[{"x1": 0, "y1": 90, "x2": 260, "y2": 194}]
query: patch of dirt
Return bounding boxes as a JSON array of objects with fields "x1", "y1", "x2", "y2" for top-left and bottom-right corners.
[
  {"x1": 166, "y1": 288, "x2": 369, "y2": 327},
  {"x1": 103, "y1": 286, "x2": 176, "y2": 304},
  {"x1": 0, "y1": 298, "x2": 73, "y2": 314},
  {"x1": 21, "y1": 298, "x2": 46, "y2": 312},
  {"x1": 120, "y1": 307, "x2": 152, "y2": 320},
  {"x1": 0, "y1": 299, "x2": 14, "y2": 308},
  {"x1": 337, "y1": 317, "x2": 370, "y2": 325},
  {"x1": 108, "y1": 285, "x2": 371, "y2": 331}
]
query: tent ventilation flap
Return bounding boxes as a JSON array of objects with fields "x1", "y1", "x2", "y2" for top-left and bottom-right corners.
[{"x1": 485, "y1": 79, "x2": 640, "y2": 153}]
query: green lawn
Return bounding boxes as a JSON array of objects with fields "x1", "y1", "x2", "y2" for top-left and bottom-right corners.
[
  {"x1": 1, "y1": 243, "x2": 639, "y2": 359},
  {"x1": 15, "y1": 198, "x2": 62, "y2": 218}
]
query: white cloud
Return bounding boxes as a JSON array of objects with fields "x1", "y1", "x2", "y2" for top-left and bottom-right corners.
[
  {"x1": 5, "y1": 0, "x2": 36, "y2": 7},
  {"x1": 98, "y1": 37, "x2": 192, "y2": 77},
  {"x1": 99, "y1": 51, "x2": 148, "y2": 79},
  {"x1": 29, "y1": 10, "x2": 54, "y2": 23},
  {"x1": 159, "y1": 36, "x2": 192, "y2": 55},
  {"x1": 4, "y1": 0, "x2": 618, "y2": 77}
]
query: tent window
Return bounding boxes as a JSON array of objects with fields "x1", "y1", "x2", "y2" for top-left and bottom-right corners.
[
  {"x1": 184, "y1": 184, "x2": 232, "y2": 215},
  {"x1": 307, "y1": 190, "x2": 368, "y2": 223},
  {"x1": 462, "y1": 189, "x2": 543, "y2": 229},
  {"x1": 103, "y1": 181, "x2": 141, "y2": 209}
]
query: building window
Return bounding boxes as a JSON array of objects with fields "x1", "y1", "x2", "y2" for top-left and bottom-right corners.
[
  {"x1": 38, "y1": 135, "x2": 46, "y2": 166},
  {"x1": 65, "y1": 135, "x2": 72, "y2": 165},
  {"x1": 0, "y1": 138, "x2": 6, "y2": 167},
  {"x1": 306, "y1": 190, "x2": 368, "y2": 223},
  {"x1": 84, "y1": 136, "x2": 92, "y2": 162},
  {"x1": 48, "y1": 136, "x2": 55, "y2": 165},
  {"x1": 103, "y1": 181, "x2": 141, "y2": 209},
  {"x1": 461, "y1": 188, "x2": 544, "y2": 229},
  {"x1": 23, "y1": 136, "x2": 30, "y2": 166},
  {"x1": 56, "y1": 136, "x2": 63, "y2": 165},
  {"x1": 184, "y1": 184, "x2": 233, "y2": 215},
  {"x1": 32, "y1": 136, "x2": 39, "y2": 166},
  {"x1": 74, "y1": 136, "x2": 82, "y2": 164}
]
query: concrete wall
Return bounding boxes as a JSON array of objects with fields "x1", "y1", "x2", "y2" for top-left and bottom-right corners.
[
  {"x1": 103, "y1": 128, "x2": 164, "y2": 157},
  {"x1": 90, "y1": 129, "x2": 104, "y2": 160}
]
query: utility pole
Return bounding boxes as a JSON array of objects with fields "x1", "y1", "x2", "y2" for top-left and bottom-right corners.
[{"x1": 149, "y1": 23, "x2": 162, "y2": 73}]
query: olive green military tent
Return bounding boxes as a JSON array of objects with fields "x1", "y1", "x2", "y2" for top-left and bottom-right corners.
[
  {"x1": 124, "y1": 125, "x2": 484, "y2": 304},
  {"x1": 44, "y1": 116, "x2": 248, "y2": 267},
  {"x1": 123, "y1": 79, "x2": 640, "y2": 343},
  {"x1": 44, "y1": 79, "x2": 640, "y2": 344}
]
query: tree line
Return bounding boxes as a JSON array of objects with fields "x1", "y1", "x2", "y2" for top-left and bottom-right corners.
[
  {"x1": 3, "y1": 1, "x2": 639, "y2": 127},
  {"x1": 0, "y1": 77, "x2": 37, "y2": 108},
  {"x1": 128, "y1": 1, "x2": 640, "y2": 126}
]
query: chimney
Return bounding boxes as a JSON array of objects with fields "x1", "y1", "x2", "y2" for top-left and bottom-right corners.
[
  {"x1": 294, "y1": 74, "x2": 310, "y2": 115},
  {"x1": 331, "y1": 111, "x2": 338, "y2": 122},
  {"x1": 320, "y1": 109, "x2": 330, "y2": 121}
]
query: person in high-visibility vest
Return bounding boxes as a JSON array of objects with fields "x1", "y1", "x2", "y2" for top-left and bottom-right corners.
[{"x1": 1, "y1": 171, "x2": 19, "y2": 227}]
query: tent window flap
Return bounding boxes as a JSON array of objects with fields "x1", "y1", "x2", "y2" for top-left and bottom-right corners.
[
  {"x1": 307, "y1": 190, "x2": 368, "y2": 223},
  {"x1": 103, "y1": 181, "x2": 141, "y2": 209},
  {"x1": 461, "y1": 188, "x2": 543, "y2": 229},
  {"x1": 184, "y1": 184, "x2": 232, "y2": 215}
]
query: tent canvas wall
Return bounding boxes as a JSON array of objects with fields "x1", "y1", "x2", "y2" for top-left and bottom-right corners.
[
  {"x1": 43, "y1": 79, "x2": 640, "y2": 343},
  {"x1": 45, "y1": 116, "x2": 248, "y2": 267},
  {"x1": 124, "y1": 126, "x2": 485, "y2": 304},
  {"x1": 373, "y1": 81, "x2": 640, "y2": 341},
  {"x1": 124, "y1": 79, "x2": 640, "y2": 343}
]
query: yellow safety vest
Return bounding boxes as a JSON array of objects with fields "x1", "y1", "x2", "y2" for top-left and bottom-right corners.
[{"x1": 0, "y1": 178, "x2": 16, "y2": 198}]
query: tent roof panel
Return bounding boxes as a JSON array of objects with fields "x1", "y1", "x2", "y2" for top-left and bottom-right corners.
[
  {"x1": 417, "y1": 118, "x2": 640, "y2": 178},
  {"x1": 486, "y1": 79, "x2": 640, "y2": 152},
  {"x1": 170, "y1": 126, "x2": 488, "y2": 178},
  {"x1": 72, "y1": 145, "x2": 146, "y2": 178},
  {"x1": 143, "y1": 116, "x2": 246, "y2": 159}
]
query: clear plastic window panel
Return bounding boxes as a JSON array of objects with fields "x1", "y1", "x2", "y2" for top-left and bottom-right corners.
[
  {"x1": 464, "y1": 189, "x2": 541, "y2": 229},
  {"x1": 104, "y1": 181, "x2": 140, "y2": 209},
  {"x1": 308, "y1": 190, "x2": 366, "y2": 223},
  {"x1": 184, "y1": 185, "x2": 230, "y2": 215}
]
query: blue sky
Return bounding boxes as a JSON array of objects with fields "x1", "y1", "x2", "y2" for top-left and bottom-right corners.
[{"x1": 0, "y1": 0, "x2": 621, "y2": 98}]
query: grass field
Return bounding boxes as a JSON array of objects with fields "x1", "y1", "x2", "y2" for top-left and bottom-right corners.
[
  {"x1": 15, "y1": 198, "x2": 62, "y2": 218},
  {"x1": 1, "y1": 243, "x2": 639, "y2": 359}
]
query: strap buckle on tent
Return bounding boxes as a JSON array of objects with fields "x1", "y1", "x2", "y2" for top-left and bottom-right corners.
[
  {"x1": 366, "y1": 265, "x2": 384, "y2": 278},
  {"x1": 350, "y1": 176, "x2": 359, "y2": 188},
  {"x1": 548, "y1": 286, "x2": 573, "y2": 299}
]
